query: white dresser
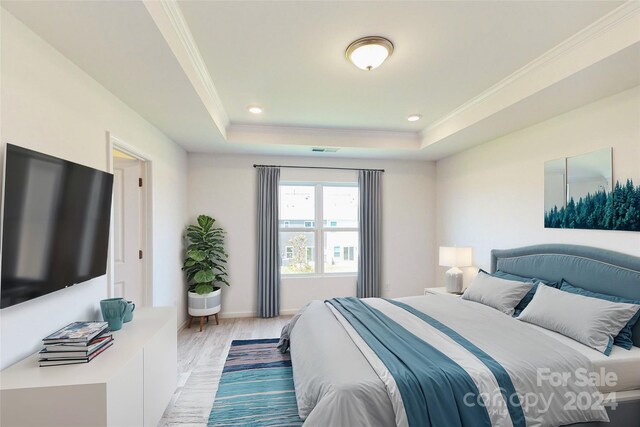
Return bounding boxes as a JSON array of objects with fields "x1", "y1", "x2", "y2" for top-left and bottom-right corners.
[{"x1": 0, "y1": 307, "x2": 177, "y2": 427}]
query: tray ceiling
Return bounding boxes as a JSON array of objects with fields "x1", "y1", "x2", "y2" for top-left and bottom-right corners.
[{"x1": 2, "y1": 0, "x2": 638, "y2": 159}]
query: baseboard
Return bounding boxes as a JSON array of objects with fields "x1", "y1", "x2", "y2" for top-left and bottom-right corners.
[
  {"x1": 217, "y1": 308, "x2": 300, "y2": 319},
  {"x1": 218, "y1": 311, "x2": 256, "y2": 319},
  {"x1": 177, "y1": 318, "x2": 189, "y2": 332}
]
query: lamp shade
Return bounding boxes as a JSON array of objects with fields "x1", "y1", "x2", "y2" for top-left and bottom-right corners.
[{"x1": 439, "y1": 247, "x2": 473, "y2": 268}]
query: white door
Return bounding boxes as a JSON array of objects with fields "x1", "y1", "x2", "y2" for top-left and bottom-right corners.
[{"x1": 113, "y1": 154, "x2": 145, "y2": 305}]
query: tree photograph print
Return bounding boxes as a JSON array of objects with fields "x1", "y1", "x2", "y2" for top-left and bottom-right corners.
[{"x1": 544, "y1": 148, "x2": 639, "y2": 232}]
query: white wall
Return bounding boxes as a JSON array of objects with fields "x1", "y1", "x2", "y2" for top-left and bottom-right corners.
[
  {"x1": 188, "y1": 154, "x2": 437, "y2": 317},
  {"x1": 0, "y1": 10, "x2": 188, "y2": 369},
  {"x1": 436, "y1": 86, "x2": 640, "y2": 284}
]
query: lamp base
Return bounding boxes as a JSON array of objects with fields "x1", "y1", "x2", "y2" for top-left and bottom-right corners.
[{"x1": 444, "y1": 267, "x2": 464, "y2": 294}]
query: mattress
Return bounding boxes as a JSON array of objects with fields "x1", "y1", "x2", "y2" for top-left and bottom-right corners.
[{"x1": 524, "y1": 322, "x2": 640, "y2": 393}]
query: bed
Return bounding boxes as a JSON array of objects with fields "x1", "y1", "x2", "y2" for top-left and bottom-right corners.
[{"x1": 287, "y1": 244, "x2": 640, "y2": 427}]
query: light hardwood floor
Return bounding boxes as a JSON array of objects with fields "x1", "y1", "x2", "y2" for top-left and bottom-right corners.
[{"x1": 158, "y1": 315, "x2": 293, "y2": 427}]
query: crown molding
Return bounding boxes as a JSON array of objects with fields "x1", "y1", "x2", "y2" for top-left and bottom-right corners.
[
  {"x1": 230, "y1": 123, "x2": 419, "y2": 139},
  {"x1": 422, "y1": 1, "x2": 640, "y2": 141},
  {"x1": 143, "y1": 0, "x2": 229, "y2": 138},
  {"x1": 228, "y1": 123, "x2": 421, "y2": 150}
]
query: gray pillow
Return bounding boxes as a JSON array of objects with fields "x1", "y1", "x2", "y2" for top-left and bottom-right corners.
[
  {"x1": 517, "y1": 285, "x2": 640, "y2": 355},
  {"x1": 461, "y1": 271, "x2": 533, "y2": 315}
]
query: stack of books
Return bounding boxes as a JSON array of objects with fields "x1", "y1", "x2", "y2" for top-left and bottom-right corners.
[{"x1": 39, "y1": 321, "x2": 113, "y2": 367}]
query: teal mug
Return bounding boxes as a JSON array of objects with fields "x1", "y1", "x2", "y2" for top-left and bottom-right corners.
[
  {"x1": 100, "y1": 298, "x2": 128, "y2": 331},
  {"x1": 123, "y1": 301, "x2": 136, "y2": 323}
]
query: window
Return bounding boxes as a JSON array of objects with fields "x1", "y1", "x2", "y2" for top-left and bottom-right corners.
[
  {"x1": 343, "y1": 246, "x2": 355, "y2": 261},
  {"x1": 279, "y1": 184, "x2": 358, "y2": 275}
]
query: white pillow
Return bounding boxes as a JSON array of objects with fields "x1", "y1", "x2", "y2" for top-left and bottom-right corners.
[
  {"x1": 461, "y1": 271, "x2": 533, "y2": 315},
  {"x1": 517, "y1": 285, "x2": 640, "y2": 355}
]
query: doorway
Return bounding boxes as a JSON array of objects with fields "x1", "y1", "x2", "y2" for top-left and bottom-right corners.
[{"x1": 107, "y1": 134, "x2": 153, "y2": 307}]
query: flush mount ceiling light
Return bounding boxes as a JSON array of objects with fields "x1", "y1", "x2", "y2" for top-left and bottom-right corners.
[
  {"x1": 346, "y1": 36, "x2": 394, "y2": 71},
  {"x1": 407, "y1": 114, "x2": 422, "y2": 122},
  {"x1": 248, "y1": 105, "x2": 263, "y2": 114}
]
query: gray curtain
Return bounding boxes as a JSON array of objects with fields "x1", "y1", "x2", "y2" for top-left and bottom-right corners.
[
  {"x1": 257, "y1": 167, "x2": 280, "y2": 317},
  {"x1": 357, "y1": 170, "x2": 382, "y2": 298}
]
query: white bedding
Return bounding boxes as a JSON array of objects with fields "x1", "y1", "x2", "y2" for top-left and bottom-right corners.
[
  {"x1": 524, "y1": 322, "x2": 640, "y2": 393},
  {"x1": 290, "y1": 295, "x2": 612, "y2": 427}
]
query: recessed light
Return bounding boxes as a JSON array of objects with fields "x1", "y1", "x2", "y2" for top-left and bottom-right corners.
[
  {"x1": 407, "y1": 114, "x2": 421, "y2": 122},
  {"x1": 248, "y1": 105, "x2": 263, "y2": 114},
  {"x1": 346, "y1": 36, "x2": 394, "y2": 71}
]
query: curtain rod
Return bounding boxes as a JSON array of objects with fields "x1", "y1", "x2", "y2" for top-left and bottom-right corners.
[{"x1": 253, "y1": 164, "x2": 385, "y2": 172}]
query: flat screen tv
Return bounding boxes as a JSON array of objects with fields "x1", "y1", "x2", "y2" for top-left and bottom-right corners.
[{"x1": 1, "y1": 144, "x2": 114, "y2": 309}]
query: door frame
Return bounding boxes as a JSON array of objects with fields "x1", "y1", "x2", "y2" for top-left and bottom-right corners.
[{"x1": 106, "y1": 132, "x2": 154, "y2": 305}]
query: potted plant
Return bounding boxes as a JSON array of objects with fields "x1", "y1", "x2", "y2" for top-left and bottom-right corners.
[{"x1": 182, "y1": 215, "x2": 229, "y2": 324}]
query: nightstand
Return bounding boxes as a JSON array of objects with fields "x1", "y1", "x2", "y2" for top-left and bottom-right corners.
[{"x1": 424, "y1": 287, "x2": 464, "y2": 296}]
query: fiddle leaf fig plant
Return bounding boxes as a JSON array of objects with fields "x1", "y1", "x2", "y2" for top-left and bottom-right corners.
[{"x1": 182, "y1": 215, "x2": 229, "y2": 295}]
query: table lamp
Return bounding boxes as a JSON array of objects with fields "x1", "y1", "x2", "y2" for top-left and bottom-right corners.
[{"x1": 439, "y1": 246, "x2": 473, "y2": 293}]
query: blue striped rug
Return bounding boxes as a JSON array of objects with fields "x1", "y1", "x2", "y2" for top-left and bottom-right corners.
[{"x1": 208, "y1": 338, "x2": 303, "y2": 426}]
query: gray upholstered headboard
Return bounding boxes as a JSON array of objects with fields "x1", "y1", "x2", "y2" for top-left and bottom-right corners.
[{"x1": 490, "y1": 244, "x2": 640, "y2": 347}]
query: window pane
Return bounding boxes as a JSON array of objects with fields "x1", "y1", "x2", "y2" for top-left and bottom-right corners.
[
  {"x1": 323, "y1": 231, "x2": 358, "y2": 273},
  {"x1": 280, "y1": 185, "x2": 315, "y2": 228},
  {"x1": 323, "y1": 186, "x2": 358, "y2": 228},
  {"x1": 280, "y1": 231, "x2": 315, "y2": 274}
]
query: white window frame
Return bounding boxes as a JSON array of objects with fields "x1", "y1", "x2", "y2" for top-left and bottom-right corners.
[{"x1": 280, "y1": 182, "x2": 358, "y2": 278}]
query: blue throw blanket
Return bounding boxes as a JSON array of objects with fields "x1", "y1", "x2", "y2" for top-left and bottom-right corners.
[{"x1": 327, "y1": 297, "x2": 525, "y2": 427}]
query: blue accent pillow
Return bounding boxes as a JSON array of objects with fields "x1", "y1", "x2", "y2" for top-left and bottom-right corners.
[
  {"x1": 479, "y1": 269, "x2": 559, "y2": 316},
  {"x1": 560, "y1": 280, "x2": 640, "y2": 350},
  {"x1": 492, "y1": 270, "x2": 558, "y2": 288}
]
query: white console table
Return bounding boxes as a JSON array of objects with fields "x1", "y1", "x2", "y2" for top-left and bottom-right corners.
[{"x1": 1, "y1": 307, "x2": 177, "y2": 427}]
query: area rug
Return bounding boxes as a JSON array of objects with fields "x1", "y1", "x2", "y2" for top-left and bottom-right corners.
[{"x1": 208, "y1": 338, "x2": 303, "y2": 426}]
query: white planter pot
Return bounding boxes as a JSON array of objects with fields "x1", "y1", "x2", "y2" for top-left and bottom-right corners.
[{"x1": 188, "y1": 288, "x2": 221, "y2": 317}]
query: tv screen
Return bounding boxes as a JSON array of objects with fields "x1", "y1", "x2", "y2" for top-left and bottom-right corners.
[{"x1": 1, "y1": 144, "x2": 114, "y2": 309}]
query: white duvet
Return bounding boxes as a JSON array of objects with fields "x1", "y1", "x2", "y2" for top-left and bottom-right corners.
[{"x1": 289, "y1": 295, "x2": 611, "y2": 427}]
